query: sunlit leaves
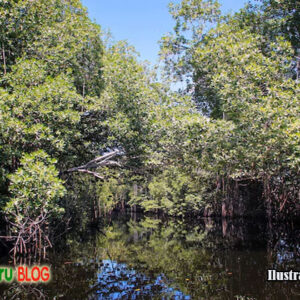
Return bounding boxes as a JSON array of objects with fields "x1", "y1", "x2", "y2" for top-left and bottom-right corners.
[{"x1": 5, "y1": 151, "x2": 65, "y2": 228}]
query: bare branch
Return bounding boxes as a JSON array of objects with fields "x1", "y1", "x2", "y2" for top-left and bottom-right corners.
[
  {"x1": 77, "y1": 169, "x2": 104, "y2": 179},
  {"x1": 65, "y1": 150, "x2": 123, "y2": 179}
]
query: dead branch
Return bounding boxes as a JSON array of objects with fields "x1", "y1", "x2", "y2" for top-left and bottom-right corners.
[
  {"x1": 77, "y1": 169, "x2": 104, "y2": 179},
  {"x1": 65, "y1": 150, "x2": 122, "y2": 179}
]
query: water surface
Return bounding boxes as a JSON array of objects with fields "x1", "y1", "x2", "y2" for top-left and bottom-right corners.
[{"x1": 0, "y1": 214, "x2": 299, "y2": 299}]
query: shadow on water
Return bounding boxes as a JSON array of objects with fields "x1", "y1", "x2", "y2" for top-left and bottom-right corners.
[{"x1": 0, "y1": 214, "x2": 299, "y2": 299}]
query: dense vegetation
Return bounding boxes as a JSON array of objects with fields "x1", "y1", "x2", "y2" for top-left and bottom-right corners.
[{"x1": 0, "y1": 0, "x2": 299, "y2": 254}]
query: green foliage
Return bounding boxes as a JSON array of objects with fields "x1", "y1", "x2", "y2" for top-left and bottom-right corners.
[
  {"x1": 1, "y1": 0, "x2": 299, "y2": 233},
  {"x1": 0, "y1": 0, "x2": 105, "y2": 180},
  {"x1": 261, "y1": 0, "x2": 300, "y2": 51},
  {"x1": 0, "y1": 0, "x2": 106, "y2": 244},
  {"x1": 140, "y1": 167, "x2": 204, "y2": 216},
  {"x1": 1, "y1": 63, "x2": 83, "y2": 155},
  {"x1": 99, "y1": 41, "x2": 160, "y2": 166},
  {"x1": 96, "y1": 175, "x2": 128, "y2": 215},
  {"x1": 156, "y1": 0, "x2": 299, "y2": 217},
  {"x1": 5, "y1": 150, "x2": 65, "y2": 228},
  {"x1": 0, "y1": 0, "x2": 103, "y2": 95}
]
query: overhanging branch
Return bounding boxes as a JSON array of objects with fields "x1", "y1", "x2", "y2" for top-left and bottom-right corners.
[{"x1": 65, "y1": 150, "x2": 122, "y2": 179}]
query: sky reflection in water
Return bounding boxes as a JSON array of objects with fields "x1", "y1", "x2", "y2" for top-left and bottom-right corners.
[
  {"x1": 0, "y1": 215, "x2": 299, "y2": 299},
  {"x1": 95, "y1": 259, "x2": 190, "y2": 299}
]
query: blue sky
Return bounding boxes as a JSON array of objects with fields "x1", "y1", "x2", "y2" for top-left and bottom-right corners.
[{"x1": 81, "y1": 0, "x2": 248, "y2": 65}]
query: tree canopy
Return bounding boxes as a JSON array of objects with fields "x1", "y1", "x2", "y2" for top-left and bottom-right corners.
[{"x1": 0, "y1": 0, "x2": 299, "y2": 255}]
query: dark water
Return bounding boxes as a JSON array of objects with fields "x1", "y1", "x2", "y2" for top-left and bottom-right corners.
[{"x1": 0, "y1": 214, "x2": 299, "y2": 299}]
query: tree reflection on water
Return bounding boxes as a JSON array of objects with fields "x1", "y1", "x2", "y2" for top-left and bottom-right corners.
[{"x1": 0, "y1": 214, "x2": 299, "y2": 299}]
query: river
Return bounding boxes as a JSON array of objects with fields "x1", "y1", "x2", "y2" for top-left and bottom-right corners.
[{"x1": 0, "y1": 214, "x2": 299, "y2": 299}]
